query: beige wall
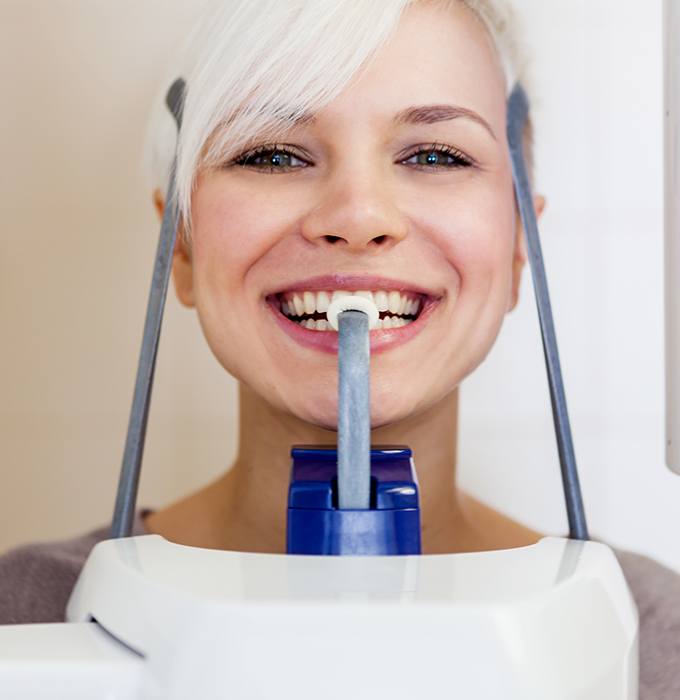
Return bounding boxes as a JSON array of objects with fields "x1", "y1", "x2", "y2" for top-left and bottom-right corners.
[{"x1": 0, "y1": 0, "x2": 237, "y2": 551}]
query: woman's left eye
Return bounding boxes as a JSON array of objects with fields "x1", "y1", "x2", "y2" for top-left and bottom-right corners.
[
  {"x1": 232, "y1": 146, "x2": 308, "y2": 171},
  {"x1": 401, "y1": 145, "x2": 473, "y2": 170}
]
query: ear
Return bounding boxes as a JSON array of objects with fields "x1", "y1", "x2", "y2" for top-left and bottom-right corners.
[
  {"x1": 152, "y1": 188, "x2": 165, "y2": 221},
  {"x1": 508, "y1": 194, "x2": 546, "y2": 312},
  {"x1": 152, "y1": 189, "x2": 195, "y2": 308}
]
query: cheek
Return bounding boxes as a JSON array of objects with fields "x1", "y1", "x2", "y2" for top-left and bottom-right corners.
[
  {"x1": 400, "y1": 174, "x2": 517, "y2": 388},
  {"x1": 409, "y1": 175, "x2": 517, "y2": 295},
  {"x1": 191, "y1": 176, "x2": 290, "y2": 283},
  {"x1": 186, "y1": 177, "x2": 298, "y2": 375},
  {"x1": 190, "y1": 174, "x2": 313, "y2": 314}
]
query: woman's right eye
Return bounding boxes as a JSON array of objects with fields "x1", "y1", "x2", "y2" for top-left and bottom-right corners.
[{"x1": 232, "y1": 146, "x2": 309, "y2": 172}]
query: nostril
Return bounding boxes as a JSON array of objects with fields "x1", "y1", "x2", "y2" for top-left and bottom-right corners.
[{"x1": 320, "y1": 233, "x2": 392, "y2": 247}]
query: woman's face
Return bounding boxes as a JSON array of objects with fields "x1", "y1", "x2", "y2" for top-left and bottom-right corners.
[{"x1": 174, "y1": 2, "x2": 525, "y2": 429}]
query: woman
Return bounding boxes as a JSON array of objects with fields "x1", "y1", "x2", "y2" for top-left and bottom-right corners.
[
  {"x1": 1, "y1": 0, "x2": 679, "y2": 696},
  {"x1": 145, "y1": 0, "x2": 538, "y2": 555}
]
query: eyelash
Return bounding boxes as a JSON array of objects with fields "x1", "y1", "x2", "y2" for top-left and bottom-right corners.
[
  {"x1": 229, "y1": 142, "x2": 474, "y2": 172},
  {"x1": 231, "y1": 144, "x2": 309, "y2": 172},
  {"x1": 401, "y1": 143, "x2": 474, "y2": 170}
]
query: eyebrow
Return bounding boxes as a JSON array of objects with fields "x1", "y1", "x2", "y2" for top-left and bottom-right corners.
[
  {"x1": 394, "y1": 104, "x2": 497, "y2": 140},
  {"x1": 281, "y1": 103, "x2": 497, "y2": 140}
]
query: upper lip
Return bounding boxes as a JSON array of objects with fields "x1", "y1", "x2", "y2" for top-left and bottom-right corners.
[{"x1": 266, "y1": 274, "x2": 443, "y2": 298}]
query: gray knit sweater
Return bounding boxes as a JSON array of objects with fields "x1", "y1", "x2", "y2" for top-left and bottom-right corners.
[{"x1": 0, "y1": 519, "x2": 678, "y2": 698}]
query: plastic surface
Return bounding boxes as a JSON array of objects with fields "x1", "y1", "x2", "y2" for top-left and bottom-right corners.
[
  {"x1": 0, "y1": 536, "x2": 639, "y2": 698},
  {"x1": 287, "y1": 446, "x2": 421, "y2": 554},
  {"x1": 0, "y1": 535, "x2": 631, "y2": 699},
  {"x1": 0, "y1": 622, "x2": 143, "y2": 699}
]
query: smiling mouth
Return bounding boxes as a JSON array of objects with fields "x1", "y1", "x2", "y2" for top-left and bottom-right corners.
[{"x1": 272, "y1": 289, "x2": 424, "y2": 331}]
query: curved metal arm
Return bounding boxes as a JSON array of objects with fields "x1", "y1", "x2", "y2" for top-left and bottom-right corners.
[
  {"x1": 111, "y1": 78, "x2": 186, "y2": 538},
  {"x1": 507, "y1": 84, "x2": 589, "y2": 541}
]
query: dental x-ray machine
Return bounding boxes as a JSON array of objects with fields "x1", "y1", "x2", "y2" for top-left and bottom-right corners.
[{"x1": 11, "y1": 6, "x2": 680, "y2": 693}]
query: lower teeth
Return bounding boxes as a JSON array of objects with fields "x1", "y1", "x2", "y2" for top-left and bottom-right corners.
[{"x1": 296, "y1": 316, "x2": 413, "y2": 331}]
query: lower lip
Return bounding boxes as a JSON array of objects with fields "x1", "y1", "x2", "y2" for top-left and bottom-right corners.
[{"x1": 266, "y1": 298, "x2": 439, "y2": 355}]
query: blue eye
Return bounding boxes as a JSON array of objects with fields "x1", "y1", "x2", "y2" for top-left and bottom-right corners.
[
  {"x1": 233, "y1": 146, "x2": 308, "y2": 172},
  {"x1": 403, "y1": 145, "x2": 472, "y2": 169},
  {"x1": 230, "y1": 142, "x2": 472, "y2": 173}
]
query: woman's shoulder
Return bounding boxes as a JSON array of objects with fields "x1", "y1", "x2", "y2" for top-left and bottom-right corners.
[
  {"x1": 0, "y1": 513, "x2": 147, "y2": 625},
  {"x1": 0, "y1": 525, "x2": 109, "y2": 625},
  {"x1": 614, "y1": 548, "x2": 680, "y2": 698}
]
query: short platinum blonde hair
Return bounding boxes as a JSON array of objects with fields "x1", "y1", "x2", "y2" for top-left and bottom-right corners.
[{"x1": 146, "y1": 0, "x2": 528, "y2": 234}]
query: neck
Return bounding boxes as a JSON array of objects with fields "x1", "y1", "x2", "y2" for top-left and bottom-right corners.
[
  {"x1": 232, "y1": 383, "x2": 464, "y2": 550},
  {"x1": 145, "y1": 384, "x2": 541, "y2": 553}
]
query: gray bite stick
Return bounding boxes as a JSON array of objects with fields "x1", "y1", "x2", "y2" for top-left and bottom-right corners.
[{"x1": 337, "y1": 310, "x2": 371, "y2": 510}]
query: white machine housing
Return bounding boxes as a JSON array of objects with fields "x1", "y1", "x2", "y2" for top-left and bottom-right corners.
[{"x1": 0, "y1": 535, "x2": 638, "y2": 699}]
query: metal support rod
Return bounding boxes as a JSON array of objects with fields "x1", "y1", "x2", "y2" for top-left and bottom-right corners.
[
  {"x1": 337, "y1": 310, "x2": 371, "y2": 510},
  {"x1": 506, "y1": 83, "x2": 589, "y2": 541},
  {"x1": 111, "y1": 79, "x2": 185, "y2": 538},
  {"x1": 664, "y1": 0, "x2": 680, "y2": 473}
]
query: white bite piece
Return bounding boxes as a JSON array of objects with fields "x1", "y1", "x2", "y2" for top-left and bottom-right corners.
[{"x1": 326, "y1": 294, "x2": 380, "y2": 331}]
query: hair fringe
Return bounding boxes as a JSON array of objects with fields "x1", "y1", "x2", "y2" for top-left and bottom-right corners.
[{"x1": 144, "y1": 0, "x2": 532, "y2": 233}]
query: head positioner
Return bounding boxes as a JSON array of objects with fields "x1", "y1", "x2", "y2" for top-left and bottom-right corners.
[{"x1": 112, "y1": 80, "x2": 589, "y2": 541}]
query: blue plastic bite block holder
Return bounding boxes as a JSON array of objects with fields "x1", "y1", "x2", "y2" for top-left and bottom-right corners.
[{"x1": 287, "y1": 446, "x2": 421, "y2": 555}]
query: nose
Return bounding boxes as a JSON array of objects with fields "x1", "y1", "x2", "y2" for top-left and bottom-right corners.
[{"x1": 300, "y1": 172, "x2": 408, "y2": 252}]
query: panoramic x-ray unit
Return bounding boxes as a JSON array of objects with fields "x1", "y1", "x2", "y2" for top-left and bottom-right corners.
[{"x1": 7, "y1": 6, "x2": 680, "y2": 695}]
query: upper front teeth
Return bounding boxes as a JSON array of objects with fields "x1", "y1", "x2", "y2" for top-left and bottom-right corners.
[{"x1": 282, "y1": 290, "x2": 421, "y2": 318}]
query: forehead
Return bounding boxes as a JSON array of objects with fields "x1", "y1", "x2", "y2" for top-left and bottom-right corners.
[{"x1": 312, "y1": 2, "x2": 507, "y2": 133}]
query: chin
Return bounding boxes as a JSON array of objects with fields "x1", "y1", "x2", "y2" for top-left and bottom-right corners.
[{"x1": 288, "y1": 387, "x2": 419, "y2": 434}]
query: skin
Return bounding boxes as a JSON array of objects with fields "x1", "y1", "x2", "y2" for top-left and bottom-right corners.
[{"x1": 147, "y1": 1, "x2": 546, "y2": 554}]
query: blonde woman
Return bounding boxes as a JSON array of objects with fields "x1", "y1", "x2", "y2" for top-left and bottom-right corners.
[{"x1": 1, "y1": 1, "x2": 678, "y2": 696}]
